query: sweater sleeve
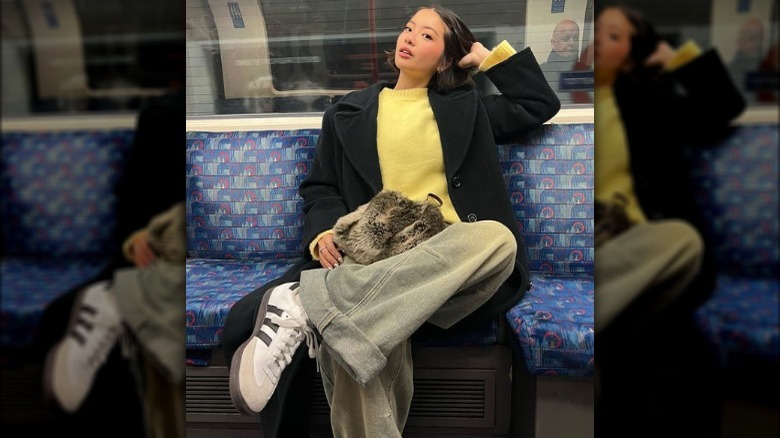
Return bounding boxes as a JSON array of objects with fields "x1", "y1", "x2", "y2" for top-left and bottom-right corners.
[
  {"x1": 479, "y1": 47, "x2": 561, "y2": 142},
  {"x1": 664, "y1": 40, "x2": 702, "y2": 71},
  {"x1": 308, "y1": 229, "x2": 333, "y2": 260},
  {"x1": 479, "y1": 40, "x2": 517, "y2": 72}
]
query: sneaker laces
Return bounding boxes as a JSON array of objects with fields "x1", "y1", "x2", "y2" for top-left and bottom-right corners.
[
  {"x1": 266, "y1": 312, "x2": 320, "y2": 378},
  {"x1": 72, "y1": 308, "x2": 123, "y2": 373},
  {"x1": 88, "y1": 325, "x2": 121, "y2": 371}
]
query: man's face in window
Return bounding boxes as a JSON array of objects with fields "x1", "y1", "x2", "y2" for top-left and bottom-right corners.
[
  {"x1": 736, "y1": 18, "x2": 764, "y2": 58},
  {"x1": 551, "y1": 20, "x2": 580, "y2": 60}
]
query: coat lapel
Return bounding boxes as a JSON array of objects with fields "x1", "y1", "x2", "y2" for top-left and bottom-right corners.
[
  {"x1": 333, "y1": 93, "x2": 383, "y2": 193},
  {"x1": 429, "y1": 88, "x2": 478, "y2": 178}
]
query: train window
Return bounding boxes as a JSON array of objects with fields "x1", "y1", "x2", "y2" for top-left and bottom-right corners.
[
  {"x1": 1, "y1": 0, "x2": 184, "y2": 115},
  {"x1": 598, "y1": 0, "x2": 778, "y2": 107},
  {"x1": 185, "y1": 0, "x2": 596, "y2": 116}
]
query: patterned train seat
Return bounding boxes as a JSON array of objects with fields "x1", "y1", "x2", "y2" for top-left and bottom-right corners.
[
  {"x1": 0, "y1": 130, "x2": 135, "y2": 351},
  {"x1": 687, "y1": 124, "x2": 779, "y2": 371},
  {"x1": 185, "y1": 125, "x2": 596, "y2": 376}
]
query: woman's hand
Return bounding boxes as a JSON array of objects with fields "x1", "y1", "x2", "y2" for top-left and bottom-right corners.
[
  {"x1": 128, "y1": 230, "x2": 156, "y2": 268},
  {"x1": 644, "y1": 41, "x2": 676, "y2": 68},
  {"x1": 317, "y1": 233, "x2": 343, "y2": 269},
  {"x1": 458, "y1": 42, "x2": 491, "y2": 69}
]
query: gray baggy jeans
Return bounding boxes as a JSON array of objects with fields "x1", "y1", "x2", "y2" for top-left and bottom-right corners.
[
  {"x1": 594, "y1": 219, "x2": 704, "y2": 332},
  {"x1": 299, "y1": 220, "x2": 517, "y2": 437}
]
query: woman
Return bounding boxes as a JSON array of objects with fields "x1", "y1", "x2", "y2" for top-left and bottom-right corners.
[
  {"x1": 36, "y1": 90, "x2": 185, "y2": 437},
  {"x1": 223, "y1": 5, "x2": 559, "y2": 437},
  {"x1": 592, "y1": 5, "x2": 745, "y2": 436}
]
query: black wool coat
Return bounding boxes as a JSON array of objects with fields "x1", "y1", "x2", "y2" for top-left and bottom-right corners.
[
  {"x1": 614, "y1": 48, "x2": 746, "y2": 309},
  {"x1": 299, "y1": 47, "x2": 561, "y2": 326}
]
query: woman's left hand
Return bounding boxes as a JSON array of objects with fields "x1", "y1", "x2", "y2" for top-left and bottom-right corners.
[
  {"x1": 128, "y1": 230, "x2": 156, "y2": 268},
  {"x1": 316, "y1": 233, "x2": 343, "y2": 270},
  {"x1": 458, "y1": 42, "x2": 491, "y2": 69}
]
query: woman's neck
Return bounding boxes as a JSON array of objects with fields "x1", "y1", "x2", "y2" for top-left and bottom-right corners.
[
  {"x1": 594, "y1": 68, "x2": 617, "y2": 87},
  {"x1": 395, "y1": 72, "x2": 432, "y2": 90}
]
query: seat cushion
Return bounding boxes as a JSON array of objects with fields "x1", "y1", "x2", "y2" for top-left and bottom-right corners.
[
  {"x1": 0, "y1": 257, "x2": 111, "y2": 349},
  {"x1": 185, "y1": 257, "x2": 505, "y2": 365},
  {"x1": 185, "y1": 257, "x2": 299, "y2": 354},
  {"x1": 506, "y1": 272, "x2": 594, "y2": 376},
  {"x1": 186, "y1": 259, "x2": 505, "y2": 366},
  {"x1": 695, "y1": 275, "x2": 779, "y2": 370}
]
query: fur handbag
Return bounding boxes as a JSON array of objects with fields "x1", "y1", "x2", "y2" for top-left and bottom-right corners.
[
  {"x1": 594, "y1": 193, "x2": 635, "y2": 247},
  {"x1": 332, "y1": 190, "x2": 448, "y2": 265}
]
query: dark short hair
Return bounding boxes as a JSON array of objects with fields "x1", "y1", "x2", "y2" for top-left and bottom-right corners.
[
  {"x1": 385, "y1": 5, "x2": 478, "y2": 92},
  {"x1": 597, "y1": 3, "x2": 663, "y2": 80},
  {"x1": 620, "y1": 6, "x2": 661, "y2": 71}
]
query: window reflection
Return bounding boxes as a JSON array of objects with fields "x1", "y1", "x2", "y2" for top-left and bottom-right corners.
[
  {"x1": 1, "y1": 0, "x2": 184, "y2": 115},
  {"x1": 597, "y1": 0, "x2": 778, "y2": 106},
  {"x1": 185, "y1": 0, "x2": 596, "y2": 116}
]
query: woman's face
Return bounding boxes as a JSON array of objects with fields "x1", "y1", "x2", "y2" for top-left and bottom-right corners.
[
  {"x1": 594, "y1": 8, "x2": 634, "y2": 75},
  {"x1": 395, "y1": 8, "x2": 448, "y2": 80}
]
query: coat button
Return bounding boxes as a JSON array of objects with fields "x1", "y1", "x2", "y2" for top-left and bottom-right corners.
[
  {"x1": 452, "y1": 176, "x2": 462, "y2": 188},
  {"x1": 527, "y1": 282, "x2": 533, "y2": 291},
  {"x1": 467, "y1": 213, "x2": 478, "y2": 222}
]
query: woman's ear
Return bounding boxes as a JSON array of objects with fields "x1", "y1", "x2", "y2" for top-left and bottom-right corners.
[{"x1": 438, "y1": 58, "x2": 452, "y2": 73}]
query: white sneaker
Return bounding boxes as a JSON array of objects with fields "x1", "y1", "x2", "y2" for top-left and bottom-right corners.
[
  {"x1": 44, "y1": 281, "x2": 123, "y2": 413},
  {"x1": 229, "y1": 282, "x2": 318, "y2": 415}
]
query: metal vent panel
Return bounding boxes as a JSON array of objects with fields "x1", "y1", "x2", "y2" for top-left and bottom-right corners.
[{"x1": 186, "y1": 345, "x2": 512, "y2": 433}]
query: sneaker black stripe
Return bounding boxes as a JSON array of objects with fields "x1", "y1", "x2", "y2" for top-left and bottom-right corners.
[
  {"x1": 69, "y1": 329, "x2": 87, "y2": 345},
  {"x1": 257, "y1": 330, "x2": 273, "y2": 346},
  {"x1": 267, "y1": 305, "x2": 284, "y2": 317},
  {"x1": 75, "y1": 317, "x2": 94, "y2": 331},
  {"x1": 263, "y1": 318, "x2": 279, "y2": 332}
]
